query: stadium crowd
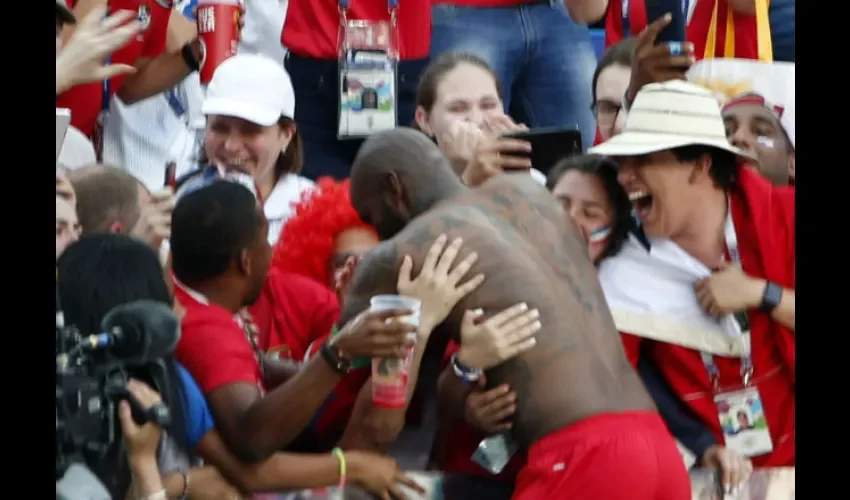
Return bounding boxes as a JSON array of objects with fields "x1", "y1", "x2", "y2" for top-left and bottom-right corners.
[{"x1": 55, "y1": 0, "x2": 794, "y2": 498}]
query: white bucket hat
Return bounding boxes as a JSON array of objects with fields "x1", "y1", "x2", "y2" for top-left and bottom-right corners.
[
  {"x1": 202, "y1": 54, "x2": 295, "y2": 127},
  {"x1": 588, "y1": 80, "x2": 755, "y2": 162}
]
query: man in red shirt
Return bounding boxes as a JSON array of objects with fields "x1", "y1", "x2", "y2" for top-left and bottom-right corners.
[
  {"x1": 170, "y1": 181, "x2": 417, "y2": 462},
  {"x1": 282, "y1": 0, "x2": 430, "y2": 179},
  {"x1": 57, "y1": 0, "x2": 208, "y2": 142},
  {"x1": 592, "y1": 80, "x2": 795, "y2": 467}
]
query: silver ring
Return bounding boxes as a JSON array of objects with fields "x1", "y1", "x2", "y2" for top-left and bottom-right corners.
[{"x1": 667, "y1": 41, "x2": 683, "y2": 56}]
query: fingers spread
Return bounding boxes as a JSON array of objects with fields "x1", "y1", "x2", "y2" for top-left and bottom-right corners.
[
  {"x1": 434, "y1": 237, "x2": 464, "y2": 278},
  {"x1": 421, "y1": 234, "x2": 448, "y2": 275},
  {"x1": 489, "y1": 302, "x2": 529, "y2": 327},
  {"x1": 397, "y1": 255, "x2": 413, "y2": 289}
]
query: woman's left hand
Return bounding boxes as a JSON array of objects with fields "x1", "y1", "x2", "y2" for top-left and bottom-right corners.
[
  {"x1": 397, "y1": 234, "x2": 485, "y2": 334},
  {"x1": 694, "y1": 262, "x2": 764, "y2": 318}
]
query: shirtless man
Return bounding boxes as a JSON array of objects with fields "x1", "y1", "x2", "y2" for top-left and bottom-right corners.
[{"x1": 342, "y1": 128, "x2": 691, "y2": 499}]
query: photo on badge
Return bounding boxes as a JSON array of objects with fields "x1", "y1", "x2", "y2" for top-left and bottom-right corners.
[
  {"x1": 715, "y1": 389, "x2": 774, "y2": 458},
  {"x1": 338, "y1": 69, "x2": 396, "y2": 137}
]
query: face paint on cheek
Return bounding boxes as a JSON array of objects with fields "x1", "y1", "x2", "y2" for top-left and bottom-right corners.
[
  {"x1": 756, "y1": 136, "x2": 775, "y2": 149},
  {"x1": 587, "y1": 225, "x2": 612, "y2": 245}
]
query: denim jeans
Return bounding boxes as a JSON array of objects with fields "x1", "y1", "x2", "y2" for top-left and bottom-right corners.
[
  {"x1": 284, "y1": 54, "x2": 427, "y2": 180},
  {"x1": 769, "y1": 0, "x2": 795, "y2": 63},
  {"x1": 431, "y1": 1, "x2": 598, "y2": 151}
]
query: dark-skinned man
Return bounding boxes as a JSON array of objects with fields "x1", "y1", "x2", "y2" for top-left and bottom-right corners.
[
  {"x1": 338, "y1": 128, "x2": 691, "y2": 500},
  {"x1": 169, "y1": 180, "x2": 486, "y2": 481}
]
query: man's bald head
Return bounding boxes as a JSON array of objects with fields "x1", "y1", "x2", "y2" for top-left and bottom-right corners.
[
  {"x1": 350, "y1": 128, "x2": 465, "y2": 240},
  {"x1": 69, "y1": 164, "x2": 145, "y2": 234}
]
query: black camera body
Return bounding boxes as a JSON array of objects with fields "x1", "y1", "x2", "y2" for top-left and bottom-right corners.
[{"x1": 55, "y1": 299, "x2": 177, "y2": 479}]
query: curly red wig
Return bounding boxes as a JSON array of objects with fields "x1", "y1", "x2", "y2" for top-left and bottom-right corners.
[{"x1": 272, "y1": 177, "x2": 376, "y2": 287}]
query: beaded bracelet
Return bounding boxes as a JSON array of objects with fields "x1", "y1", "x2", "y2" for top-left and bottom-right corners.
[{"x1": 331, "y1": 447, "x2": 347, "y2": 486}]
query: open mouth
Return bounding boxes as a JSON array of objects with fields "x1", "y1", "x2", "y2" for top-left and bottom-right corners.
[{"x1": 628, "y1": 190, "x2": 654, "y2": 222}]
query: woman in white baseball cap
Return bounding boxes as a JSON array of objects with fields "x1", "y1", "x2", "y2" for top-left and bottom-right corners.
[{"x1": 194, "y1": 54, "x2": 315, "y2": 245}]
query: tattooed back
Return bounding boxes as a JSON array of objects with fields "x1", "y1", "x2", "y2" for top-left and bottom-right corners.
[{"x1": 393, "y1": 175, "x2": 655, "y2": 446}]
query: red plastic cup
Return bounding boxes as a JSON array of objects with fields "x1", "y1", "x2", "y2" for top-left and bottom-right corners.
[{"x1": 196, "y1": 0, "x2": 242, "y2": 84}]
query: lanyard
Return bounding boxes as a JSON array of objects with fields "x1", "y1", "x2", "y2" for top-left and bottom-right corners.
[
  {"x1": 164, "y1": 88, "x2": 187, "y2": 118},
  {"x1": 622, "y1": 0, "x2": 690, "y2": 38},
  {"x1": 337, "y1": 0, "x2": 399, "y2": 10},
  {"x1": 701, "y1": 201, "x2": 754, "y2": 392}
]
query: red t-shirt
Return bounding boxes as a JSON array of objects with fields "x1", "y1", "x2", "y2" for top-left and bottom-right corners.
[
  {"x1": 623, "y1": 176, "x2": 795, "y2": 467},
  {"x1": 282, "y1": 0, "x2": 430, "y2": 61},
  {"x1": 249, "y1": 269, "x2": 339, "y2": 362},
  {"x1": 436, "y1": 341, "x2": 525, "y2": 480},
  {"x1": 56, "y1": 0, "x2": 170, "y2": 137},
  {"x1": 174, "y1": 284, "x2": 266, "y2": 395}
]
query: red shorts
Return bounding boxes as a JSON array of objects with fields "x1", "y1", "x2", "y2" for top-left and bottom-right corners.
[{"x1": 513, "y1": 411, "x2": 691, "y2": 500}]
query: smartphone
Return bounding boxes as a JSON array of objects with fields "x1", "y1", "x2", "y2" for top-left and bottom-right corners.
[
  {"x1": 502, "y1": 127, "x2": 583, "y2": 177},
  {"x1": 56, "y1": 108, "x2": 72, "y2": 163},
  {"x1": 645, "y1": 0, "x2": 687, "y2": 44}
]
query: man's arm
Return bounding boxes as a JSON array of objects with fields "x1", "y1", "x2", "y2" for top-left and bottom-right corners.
[
  {"x1": 205, "y1": 354, "x2": 344, "y2": 463},
  {"x1": 564, "y1": 0, "x2": 609, "y2": 24},
  {"x1": 118, "y1": 12, "x2": 197, "y2": 105},
  {"x1": 331, "y1": 243, "x2": 407, "y2": 451}
]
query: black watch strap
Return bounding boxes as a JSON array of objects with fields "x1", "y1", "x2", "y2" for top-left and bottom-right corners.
[
  {"x1": 181, "y1": 43, "x2": 200, "y2": 72},
  {"x1": 320, "y1": 341, "x2": 351, "y2": 375},
  {"x1": 758, "y1": 281, "x2": 782, "y2": 313}
]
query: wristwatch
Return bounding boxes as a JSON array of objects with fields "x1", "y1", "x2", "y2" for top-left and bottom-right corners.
[
  {"x1": 181, "y1": 42, "x2": 200, "y2": 72},
  {"x1": 758, "y1": 281, "x2": 783, "y2": 313},
  {"x1": 320, "y1": 341, "x2": 351, "y2": 375},
  {"x1": 451, "y1": 353, "x2": 483, "y2": 385}
]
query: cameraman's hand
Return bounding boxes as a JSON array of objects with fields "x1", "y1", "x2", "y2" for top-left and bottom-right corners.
[
  {"x1": 334, "y1": 309, "x2": 417, "y2": 359},
  {"x1": 120, "y1": 379, "x2": 163, "y2": 463},
  {"x1": 626, "y1": 14, "x2": 696, "y2": 107}
]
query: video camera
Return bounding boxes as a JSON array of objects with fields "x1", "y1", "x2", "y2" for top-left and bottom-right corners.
[{"x1": 55, "y1": 293, "x2": 181, "y2": 479}]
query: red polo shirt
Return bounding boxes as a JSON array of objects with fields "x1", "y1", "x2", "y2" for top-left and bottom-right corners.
[
  {"x1": 249, "y1": 269, "x2": 340, "y2": 362},
  {"x1": 174, "y1": 283, "x2": 266, "y2": 395},
  {"x1": 56, "y1": 0, "x2": 170, "y2": 138},
  {"x1": 282, "y1": 0, "x2": 430, "y2": 61}
]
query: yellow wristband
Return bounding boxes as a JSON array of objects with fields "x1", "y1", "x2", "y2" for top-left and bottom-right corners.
[{"x1": 331, "y1": 447, "x2": 347, "y2": 486}]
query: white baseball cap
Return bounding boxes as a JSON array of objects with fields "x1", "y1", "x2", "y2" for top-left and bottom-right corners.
[{"x1": 201, "y1": 54, "x2": 295, "y2": 127}]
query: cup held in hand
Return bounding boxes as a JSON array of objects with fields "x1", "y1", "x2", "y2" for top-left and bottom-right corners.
[{"x1": 369, "y1": 295, "x2": 422, "y2": 408}]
